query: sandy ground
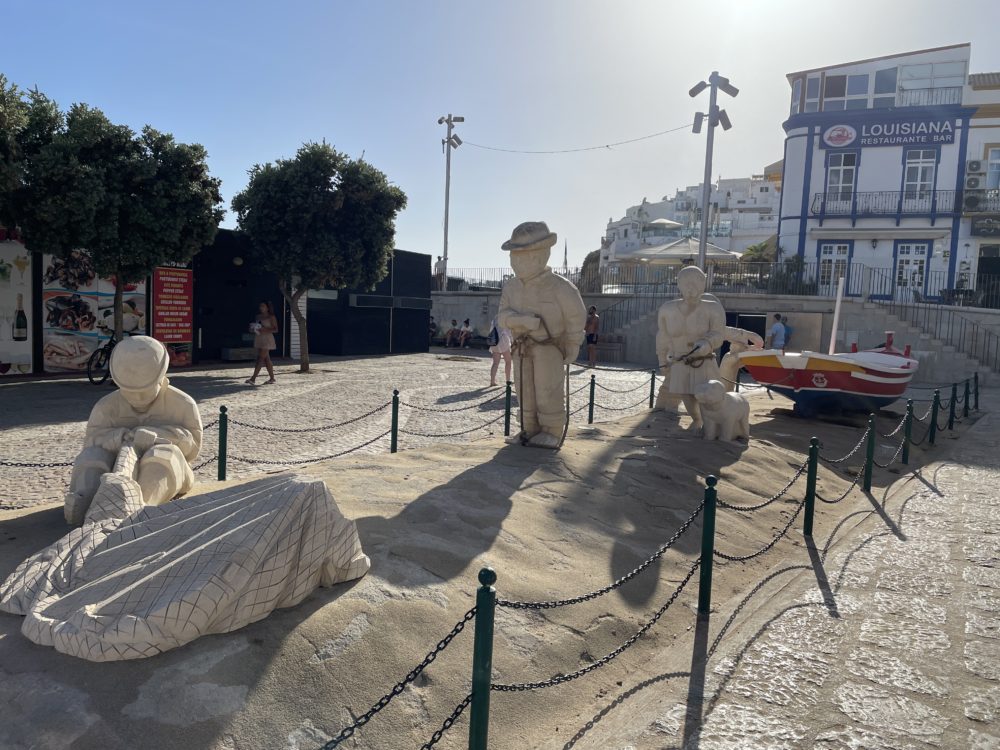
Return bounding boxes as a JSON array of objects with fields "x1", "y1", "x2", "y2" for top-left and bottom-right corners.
[{"x1": 0, "y1": 393, "x2": 969, "y2": 750}]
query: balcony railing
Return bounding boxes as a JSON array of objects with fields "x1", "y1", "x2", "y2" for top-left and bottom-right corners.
[
  {"x1": 811, "y1": 190, "x2": 960, "y2": 216},
  {"x1": 896, "y1": 87, "x2": 963, "y2": 107}
]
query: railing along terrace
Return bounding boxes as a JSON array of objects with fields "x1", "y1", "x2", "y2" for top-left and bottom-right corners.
[
  {"x1": 810, "y1": 190, "x2": 961, "y2": 216},
  {"x1": 896, "y1": 86, "x2": 963, "y2": 107}
]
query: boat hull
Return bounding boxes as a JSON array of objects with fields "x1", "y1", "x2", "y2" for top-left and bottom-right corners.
[{"x1": 738, "y1": 350, "x2": 917, "y2": 417}]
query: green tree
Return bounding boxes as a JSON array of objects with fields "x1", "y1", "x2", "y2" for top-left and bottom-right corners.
[
  {"x1": 2, "y1": 92, "x2": 223, "y2": 337},
  {"x1": 231, "y1": 142, "x2": 407, "y2": 372},
  {"x1": 740, "y1": 239, "x2": 775, "y2": 263},
  {"x1": 577, "y1": 249, "x2": 601, "y2": 293}
]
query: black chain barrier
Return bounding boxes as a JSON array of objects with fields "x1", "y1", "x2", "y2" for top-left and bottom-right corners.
[
  {"x1": 399, "y1": 413, "x2": 505, "y2": 438},
  {"x1": 594, "y1": 394, "x2": 652, "y2": 412},
  {"x1": 817, "y1": 469, "x2": 862, "y2": 504},
  {"x1": 594, "y1": 380, "x2": 651, "y2": 394},
  {"x1": 490, "y1": 558, "x2": 701, "y2": 692},
  {"x1": 228, "y1": 402, "x2": 391, "y2": 433},
  {"x1": 419, "y1": 693, "x2": 473, "y2": 749},
  {"x1": 909, "y1": 420, "x2": 931, "y2": 447},
  {"x1": 876, "y1": 414, "x2": 907, "y2": 439},
  {"x1": 713, "y1": 497, "x2": 808, "y2": 562},
  {"x1": 716, "y1": 460, "x2": 808, "y2": 512},
  {"x1": 873, "y1": 440, "x2": 905, "y2": 469},
  {"x1": 320, "y1": 607, "x2": 477, "y2": 749},
  {"x1": 0, "y1": 458, "x2": 73, "y2": 468},
  {"x1": 229, "y1": 429, "x2": 391, "y2": 466},
  {"x1": 192, "y1": 456, "x2": 217, "y2": 470},
  {"x1": 497, "y1": 500, "x2": 705, "y2": 610},
  {"x1": 819, "y1": 427, "x2": 871, "y2": 465},
  {"x1": 401, "y1": 393, "x2": 506, "y2": 413},
  {"x1": 202, "y1": 419, "x2": 219, "y2": 430},
  {"x1": 915, "y1": 404, "x2": 934, "y2": 422}
]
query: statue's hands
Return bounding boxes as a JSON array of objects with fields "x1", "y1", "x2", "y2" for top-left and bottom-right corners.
[
  {"x1": 96, "y1": 428, "x2": 129, "y2": 452},
  {"x1": 692, "y1": 340, "x2": 714, "y2": 358},
  {"x1": 133, "y1": 427, "x2": 159, "y2": 455}
]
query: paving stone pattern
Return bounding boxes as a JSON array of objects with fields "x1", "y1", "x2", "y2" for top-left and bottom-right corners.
[
  {"x1": 0, "y1": 353, "x2": 660, "y2": 509},
  {"x1": 680, "y1": 410, "x2": 1000, "y2": 750}
]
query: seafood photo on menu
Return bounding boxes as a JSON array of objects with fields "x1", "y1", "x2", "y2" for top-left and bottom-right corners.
[
  {"x1": 44, "y1": 293, "x2": 97, "y2": 332},
  {"x1": 42, "y1": 333, "x2": 98, "y2": 371}
]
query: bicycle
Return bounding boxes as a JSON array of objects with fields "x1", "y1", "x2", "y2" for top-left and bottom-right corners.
[{"x1": 87, "y1": 332, "x2": 128, "y2": 385}]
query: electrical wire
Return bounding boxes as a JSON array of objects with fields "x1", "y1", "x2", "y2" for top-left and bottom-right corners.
[{"x1": 462, "y1": 123, "x2": 691, "y2": 155}]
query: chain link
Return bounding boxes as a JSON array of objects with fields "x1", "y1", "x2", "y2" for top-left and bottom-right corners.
[
  {"x1": 593, "y1": 379, "x2": 650, "y2": 394},
  {"x1": 202, "y1": 419, "x2": 219, "y2": 430},
  {"x1": 401, "y1": 394, "x2": 505, "y2": 413},
  {"x1": 909, "y1": 420, "x2": 931, "y2": 447},
  {"x1": 419, "y1": 693, "x2": 474, "y2": 749},
  {"x1": 593, "y1": 394, "x2": 651, "y2": 412},
  {"x1": 400, "y1": 413, "x2": 505, "y2": 438},
  {"x1": 0, "y1": 458, "x2": 73, "y2": 468},
  {"x1": 491, "y1": 558, "x2": 701, "y2": 691},
  {"x1": 872, "y1": 440, "x2": 905, "y2": 469},
  {"x1": 713, "y1": 497, "x2": 808, "y2": 562},
  {"x1": 819, "y1": 426, "x2": 871, "y2": 465},
  {"x1": 876, "y1": 414, "x2": 907, "y2": 439},
  {"x1": 192, "y1": 456, "x2": 217, "y2": 470},
  {"x1": 320, "y1": 608, "x2": 477, "y2": 749},
  {"x1": 227, "y1": 402, "x2": 391, "y2": 433},
  {"x1": 716, "y1": 460, "x2": 808, "y2": 512},
  {"x1": 915, "y1": 404, "x2": 934, "y2": 422},
  {"x1": 817, "y1": 469, "x2": 861, "y2": 504},
  {"x1": 229, "y1": 429, "x2": 391, "y2": 466},
  {"x1": 497, "y1": 501, "x2": 704, "y2": 610}
]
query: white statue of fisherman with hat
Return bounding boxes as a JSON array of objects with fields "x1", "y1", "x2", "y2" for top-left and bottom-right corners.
[
  {"x1": 654, "y1": 265, "x2": 727, "y2": 428},
  {"x1": 498, "y1": 221, "x2": 587, "y2": 448},
  {"x1": 64, "y1": 336, "x2": 203, "y2": 524}
]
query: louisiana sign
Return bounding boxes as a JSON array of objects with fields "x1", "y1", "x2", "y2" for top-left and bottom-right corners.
[{"x1": 821, "y1": 117, "x2": 955, "y2": 149}]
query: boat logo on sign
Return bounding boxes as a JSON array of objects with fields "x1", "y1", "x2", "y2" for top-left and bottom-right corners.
[
  {"x1": 812, "y1": 373, "x2": 828, "y2": 388},
  {"x1": 823, "y1": 125, "x2": 857, "y2": 148}
]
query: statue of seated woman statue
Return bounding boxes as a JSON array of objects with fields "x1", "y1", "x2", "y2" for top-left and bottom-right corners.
[{"x1": 64, "y1": 336, "x2": 202, "y2": 524}]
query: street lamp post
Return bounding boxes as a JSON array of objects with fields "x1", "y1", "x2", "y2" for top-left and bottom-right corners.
[
  {"x1": 690, "y1": 72, "x2": 738, "y2": 270},
  {"x1": 438, "y1": 114, "x2": 464, "y2": 291}
]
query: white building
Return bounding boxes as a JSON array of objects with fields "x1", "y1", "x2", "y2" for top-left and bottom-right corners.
[
  {"x1": 601, "y1": 162, "x2": 782, "y2": 265},
  {"x1": 778, "y1": 43, "x2": 1000, "y2": 302}
]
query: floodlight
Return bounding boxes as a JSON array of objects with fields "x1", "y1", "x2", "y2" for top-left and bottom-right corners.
[
  {"x1": 437, "y1": 116, "x2": 446, "y2": 124},
  {"x1": 689, "y1": 81, "x2": 708, "y2": 98},
  {"x1": 718, "y1": 79, "x2": 739, "y2": 97},
  {"x1": 453, "y1": 116, "x2": 465, "y2": 123},
  {"x1": 718, "y1": 109, "x2": 732, "y2": 130},
  {"x1": 692, "y1": 112, "x2": 704, "y2": 134},
  {"x1": 451, "y1": 134, "x2": 463, "y2": 147}
]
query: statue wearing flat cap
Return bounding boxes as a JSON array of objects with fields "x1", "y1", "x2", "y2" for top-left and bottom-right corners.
[
  {"x1": 497, "y1": 222, "x2": 587, "y2": 448},
  {"x1": 64, "y1": 336, "x2": 202, "y2": 524}
]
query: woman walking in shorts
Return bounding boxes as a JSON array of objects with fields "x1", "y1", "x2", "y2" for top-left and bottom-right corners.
[
  {"x1": 489, "y1": 319, "x2": 513, "y2": 387},
  {"x1": 246, "y1": 301, "x2": 278, "y2": 385}
]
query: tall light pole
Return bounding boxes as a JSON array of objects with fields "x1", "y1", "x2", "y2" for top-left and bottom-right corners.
[
  {"x1": 690, "y1": 72, "x2": 738, "y2": 269},
  {"x1": 438, "y1": 114, "x2": 464, "y2": 290}
]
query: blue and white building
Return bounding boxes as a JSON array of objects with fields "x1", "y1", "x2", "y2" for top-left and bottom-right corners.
[{"x1": 778, "y1": 43, "x2": 1000, "y2": 302}]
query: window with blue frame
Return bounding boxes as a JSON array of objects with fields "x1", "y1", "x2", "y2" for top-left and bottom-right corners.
[
  {"x1": 824, "y1": 73, "x2": 870, "y2": 110},
  {"x1": 987, "y1": 147, "x2": 1000, "y2": 191},
  {"x1": 873, "y1": 67, "x2": 897, "y2": 108},
  {"x1": 790, "y1": 78, "x2": 802, "y2": 115},
  {"x1": 805, "y1": 76, "x2": 820, "y2": 112},
  {"x1": 826, "y1": 153, "x2": 857, "y2": 200},
  {"x1": 895, "y1": 244, "x2": 928, "y2": 290}
]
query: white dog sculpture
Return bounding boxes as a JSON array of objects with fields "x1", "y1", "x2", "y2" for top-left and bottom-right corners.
[{"x1": 693, "y1": 379, "x2": 750, "y2": 442}]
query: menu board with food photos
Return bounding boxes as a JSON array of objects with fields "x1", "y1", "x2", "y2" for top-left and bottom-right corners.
[
  {"x1": 152, "y1": 266, "x2": 194, "y2": 367},
  {"x1": 42, "y1": 252, "x2": 147, "y2": 372},
  {"x1": 0, "y1": 237, "x2": 33, "y2": 376}
]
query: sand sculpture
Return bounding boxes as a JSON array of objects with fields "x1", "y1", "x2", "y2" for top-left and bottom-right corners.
[
  {"x1": 694, "y1": 379, "x2": 751, "y2": 441},
  {"x1": 719, "y1": 327, "x2": 765, "y2": 392},
  {"x1": 3, "y1": 337, "x2": 370, "y2": 661},
  {"x1": 653, "y1": 266, "x2": 727, "y2": 428},
  {"x1": 498, "y1": 221, "x2": 587, "y2": 449},
  {"x1": 64, "y1": 336, "x2": 202, "y2": 525}
]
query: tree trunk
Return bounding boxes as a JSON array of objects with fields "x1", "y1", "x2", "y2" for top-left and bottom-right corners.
[
  {"x1": 113, "y1": 266, "x2": 124, "y2": 341},
  {"x1": 278, "y1": 278, "x2": 309, "y2": 373}
]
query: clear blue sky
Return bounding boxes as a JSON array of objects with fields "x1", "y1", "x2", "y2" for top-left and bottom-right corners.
[{"x1": 4, "y1": 0, "x2": 1000, "y2": 268}]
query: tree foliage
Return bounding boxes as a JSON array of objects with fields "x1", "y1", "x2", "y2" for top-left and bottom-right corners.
[
  {"x1": 577, "y1": 249, "x2": 601, "y2": 293},
  {"x1": 231, "y1": 141, "x2": 407, "y2": 371},
  {"x1": 0, "y1": 81, "x2": 223, "y2": 337},
  {"x1": 740, "y1": 239, "x2": 775, "y2": 263}
]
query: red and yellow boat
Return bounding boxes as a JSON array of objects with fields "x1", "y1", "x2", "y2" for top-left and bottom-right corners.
[{"x1": 738, "y1": 336, "x2": 918, "y2": 417}]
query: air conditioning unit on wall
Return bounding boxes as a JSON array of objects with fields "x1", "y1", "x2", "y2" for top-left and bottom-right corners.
[
  {"x1": 967, "y1": 159, "x2": 985, "y2": 174},
  {"x1": 966, "y1": 175, "x2": 984, "y2": 190},
  {"x1": 964, "y1": 190, "x2": 986, "y2": 211}
]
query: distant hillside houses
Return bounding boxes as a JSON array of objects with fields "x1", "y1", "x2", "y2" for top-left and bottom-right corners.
[{"x1": 601, "y1": 161, "x2": 782, "y2": 268}]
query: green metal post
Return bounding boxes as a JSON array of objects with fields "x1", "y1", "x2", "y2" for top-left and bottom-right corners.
[
  {"x1": 649, "y1": 370, "x2": 656, "y2": 409},
  {"x1": 503, "y1": 381, "x2": 512, "y2": 437},
  {"x1": 803, "y1": 437, "x2": 819, "y2": 536},
  {"x1": 588, "y1": 374, "x2": 596, "y2": 425},
  {"x1": 863, "y1": 414, "x2": 875, "y2": 492},
  {"x1": 975, "y1": 372, "x2": 980, "y2": 411},
  {"x1": 902, "y1": 400, "x2": 913, "y2": 466},
  {"x1": 697, "y1": 475, "x2": 718, "y2": 617},
  {"x1": 949, "y1": 383, "x2": 957, "y2": 430},
  {"x1": 964, "y1": 379, "x2": 970, "y2": 418},
  {"x1": 468, "y1": 567, "x2": 497, "y2": 750},
  {"x1": 929, "y1": 390, "x2": 939, "y2": 446},
  {"x1": 390, "y1": 389, "x2": 399, "y2": 454},
  {"x1": 217, "y1": 405, "x2": 228, "y2": 481}
]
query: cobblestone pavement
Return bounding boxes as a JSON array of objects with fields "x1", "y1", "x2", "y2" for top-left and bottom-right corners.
[
  {"x1": 663, "y1": 402, "x2": 1000, "y2": 749},
  {"x1": 0, "y1": 352, "x2": 664, "y2": 509}
]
